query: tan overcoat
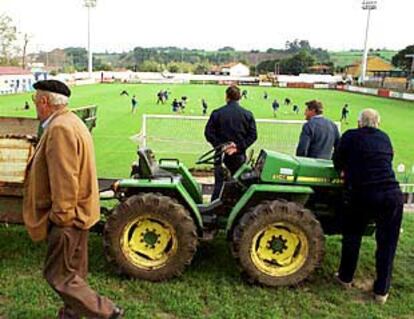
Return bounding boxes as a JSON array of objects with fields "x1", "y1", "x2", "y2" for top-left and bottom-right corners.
[{"x1": 23, "y1": 107, "x2": 100, "y2": 241}]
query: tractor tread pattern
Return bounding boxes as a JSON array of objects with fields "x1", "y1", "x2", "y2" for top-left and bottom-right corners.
[
  {"x1": 231, "y1": 199, "x2": 325, "y2": 287},
  {"x1": 103, "y1": 193, "x2": 198, "y2": 281}
]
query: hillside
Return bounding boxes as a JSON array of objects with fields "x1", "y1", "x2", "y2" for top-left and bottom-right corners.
[{"x1": 329, "y1": 50, "x2": 397, "y2": 68}]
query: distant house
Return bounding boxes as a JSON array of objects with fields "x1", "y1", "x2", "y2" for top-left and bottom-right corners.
[
  {"x1": 206, "y1": 63, "x2": 250, "y2": 77},
  {"x1": 0, "y1": 67, "x2": 35, "y2": 95},
  {"x1": 345, "y1": 56, "x2": 394, "y2": 79},
  {"x1": 308, "y1": 64, "x2": 333, "y2": 75}
]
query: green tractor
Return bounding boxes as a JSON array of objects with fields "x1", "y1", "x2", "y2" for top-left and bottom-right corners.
[{"x1": 103, "y1": 144, "x2": 352, "y2": 287}]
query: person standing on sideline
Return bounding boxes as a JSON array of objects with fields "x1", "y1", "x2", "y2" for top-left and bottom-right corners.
[
  {"x1": 296, "y1": 100, "x2": 340, "y2": 159},
  {"x1": 204, "y1": 85, "x2": 257, "y2": 200},
  {"x1": 24, "y1": 80, "x2": 123, "y2": 319},
  {"x1": 272, "y1": 99, "x2": 279, "y2": 117},
  {"x1": 333, "y1": 109, "x2": 403, "y2": 305},
  {"x1": 341, "y1": 104, "x2": 349, "y2": 124},
  {"x1": 131, "y1": 95, "x2": 138, "y2": 114}
]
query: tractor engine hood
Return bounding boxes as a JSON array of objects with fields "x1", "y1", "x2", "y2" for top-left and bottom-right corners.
[{"x1": 257, "y1": 150, "x2": 343, "y2": 186}]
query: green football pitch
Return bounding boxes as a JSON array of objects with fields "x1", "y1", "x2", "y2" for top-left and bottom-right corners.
[{"x1": 1, "y1": 83, "x2": 413, "y2": 180}]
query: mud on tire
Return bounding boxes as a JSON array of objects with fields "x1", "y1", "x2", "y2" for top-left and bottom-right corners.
[
  {"x1": 232, "y1": 200, "x2": 325, "y2": 286},
  {"x1": 103, "y1": 193, "x2": 198, "y2": 281}
]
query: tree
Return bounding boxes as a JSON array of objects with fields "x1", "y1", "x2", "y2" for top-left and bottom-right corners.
[
  {"x1": 218, "y1": 46, "x2": 235, "y2": 52},
  {"x1": 392, "y1": 45, "x2": 414, "y2": 71},
  {"x1": 21, "y1": 33, "x2": 30, "y2": 69},
  {"x1": 279, "y1": 50, "x2": 315, "y2": 75},
  {"x1": 194, "y1": 61, "x2": 211, "y2": 74},
  {"x1": 0, "y1": 14, "x2": 18, "y2": 65},
  {"x1": 64, "y1": 47, "x2": 88, "y2": 71},
  {"x1": 137, "y1": 60, "x2": 163, "y2": 72},
  {"x1": 167, "y1": 62, "x2": 180, "y2": 73}
]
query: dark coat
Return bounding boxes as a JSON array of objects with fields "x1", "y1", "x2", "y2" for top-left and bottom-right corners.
[
  {"x1": 296, "y1": 115, "x2": 340, "y2": 159},
  {"x1": 333, "y1": 127, "x2": 399, "y2": 191},
  {"x1": 204, "y1": 101, "x2": 257, "y2": 153}
]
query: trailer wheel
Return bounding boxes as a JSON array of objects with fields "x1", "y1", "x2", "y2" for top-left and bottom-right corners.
[
  {"x1": 104, "y1": 193, "x2": 198, "y2": 281},
  {"x1": 232, "y1": 200, "x2": 324, "y2": 286}
]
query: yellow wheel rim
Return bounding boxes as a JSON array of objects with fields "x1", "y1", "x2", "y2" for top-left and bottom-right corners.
[
  {"x1": 250, "y1": 222, "x2": 309, "y2": 277},
  {"x1": 121, "y1": 215, "x2": 177, "y2": 270}
]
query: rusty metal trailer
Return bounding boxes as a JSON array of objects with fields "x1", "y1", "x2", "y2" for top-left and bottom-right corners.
[{"x1": 0, "y1": 106, "x2": 99, "y2": 224}]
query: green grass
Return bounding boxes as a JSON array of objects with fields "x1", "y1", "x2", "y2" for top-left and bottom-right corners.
[
  {"x1": 1, "y1": 83, "x2": 413, "y2": 180},
  {"x1": 329, "y1": 51, "x2": 397, "y2": 68},
  {"x1": 1, "y1": 84, "x2": 414, "y2": 318},
  {"x1": 0, "y1": 215, "x2": 413, "y2": 319}
]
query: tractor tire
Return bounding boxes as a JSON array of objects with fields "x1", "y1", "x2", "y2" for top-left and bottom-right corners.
[
  {"x1": 232, "y1": 200, "x2": 324, "y2": 287},
  {"x1": 103, "y1": 193, "x2": 198, "y2": 281}
]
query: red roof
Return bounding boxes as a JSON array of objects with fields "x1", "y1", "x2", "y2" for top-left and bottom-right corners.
[{"x1": 0, "y1": 67, "x2": 31, "y2": 75}]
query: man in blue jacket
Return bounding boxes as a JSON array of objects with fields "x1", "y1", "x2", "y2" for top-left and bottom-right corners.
[
  {"x1": 204, "y1": 85, "x2": 257, "y2": 200},
  {"x1": 296, "y1": 100, "x2": 340, "y2": 159},
  {"x1": 333, "y1": 109, "x2": 403, "y2": 304}
]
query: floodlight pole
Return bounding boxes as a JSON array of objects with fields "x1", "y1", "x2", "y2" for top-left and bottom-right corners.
[
  {"x1": 360, "y1": 0, "x2": 377, "y2": 84},
  {"x1": 84, "y1": 0, "x2": 97, "y2": 79}
]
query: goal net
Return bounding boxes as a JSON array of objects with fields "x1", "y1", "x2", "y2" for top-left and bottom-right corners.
[{"x1": 137, "y1": 114, "x2": 340, "y2": 166}]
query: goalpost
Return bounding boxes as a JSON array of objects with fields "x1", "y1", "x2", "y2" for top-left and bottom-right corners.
[{"x1": 139, "y1": 114, "x2": 341, "y2": 165}]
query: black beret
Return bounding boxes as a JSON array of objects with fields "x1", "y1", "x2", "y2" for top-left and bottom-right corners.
[{"x1": 33, "y1": 80, "x2": 71, "y2": 97}]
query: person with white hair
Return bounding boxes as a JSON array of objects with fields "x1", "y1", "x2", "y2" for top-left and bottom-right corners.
[
  {"x1": 333, "y1": 108, "x2": 403, "y2": 305},
  {"x1": 25, "y1": 80, "x2": 124, "y2": 318}
]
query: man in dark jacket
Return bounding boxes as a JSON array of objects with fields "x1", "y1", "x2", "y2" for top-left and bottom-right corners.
[
  {"x1": 296, "y1": 100, "x2": 340, "y2": 159},
  {"x1": 204, "y1": 85, "x2": 257, "y2": 200},
  {"x1": 333, "y1": 108, "x2": 403, "y2": 304}
]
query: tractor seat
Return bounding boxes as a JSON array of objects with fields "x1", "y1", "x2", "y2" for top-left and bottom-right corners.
[{"x1": 137, "y1": 148, "x2": 174, "y2": 179}]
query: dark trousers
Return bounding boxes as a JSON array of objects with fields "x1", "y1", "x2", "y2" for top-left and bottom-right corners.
[
  {"x1": 338, "y1": 188, "x2": 403, "y2": 295},
  {"x1": 211, "y1": 153, "x2": 246, "y2": 201},
  {"x1": 44, "y1": 225, "x2": 115, "y2": 319}
]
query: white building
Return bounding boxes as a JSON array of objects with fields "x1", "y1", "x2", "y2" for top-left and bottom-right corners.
[
  {"x1": 223, "y1": 63, "x2": 250, "y2": 77},
  {"x1": 0, "y1": 67, "x2": 35, "y2": 95},
  {"x1": 207, "y1": 63, "x2": 250, "y2": 77}
]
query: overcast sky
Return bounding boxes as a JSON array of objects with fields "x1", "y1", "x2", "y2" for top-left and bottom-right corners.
[{"x1": 1, "y1": 0, "x2": 412, "y2": 53}]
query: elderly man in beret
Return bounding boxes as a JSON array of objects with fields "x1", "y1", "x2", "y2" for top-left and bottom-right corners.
[{"x1": 24, "y1": 80, "x2": 123, "y2": 318}]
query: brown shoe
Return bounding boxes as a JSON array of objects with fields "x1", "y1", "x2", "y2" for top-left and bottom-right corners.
[
  {"x1": 109, "y1": 307, "x2": 124, "y2": 319},
  {"x1": 334, "y1": 272, "x2": 353, "y2": 289},
  {"x1": 374, "y1": 293, "x2": 389, "y2": 305},
  {"x1": 57, "y1": 307, "x2": 81, "y2": 319}
]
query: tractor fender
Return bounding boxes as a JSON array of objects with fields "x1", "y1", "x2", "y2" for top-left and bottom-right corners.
[
  {"x1": 117, "y1": 179, "x2": 203, "y2": 230},
  {"x1": 225, "y1": 184, "x2": 314, "y2": 235}
]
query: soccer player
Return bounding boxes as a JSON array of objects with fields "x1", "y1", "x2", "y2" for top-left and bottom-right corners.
[
  {"x1": 131, "y1": 95, "x2": 138, "y2": 114},
  {"x1": 284, "y1": 97, "x2": 291, "y2": 106},
  {"x1": 341, "y1": 104, "x2": 349, "y2": 124},
  {"x1": 156, "y1": 90, "x2": 164, "y2": 104},
  {"x1": 272, "y1": 99, "x2": 280, "y2": 117},
  {"x1": 241, "y1": 89, "x2": 248, "y2": 99},
  {"x1": 202, "y1": 98, "x2": 208, "y2": 115},
  {"x1": 172, "y1": 98, "x2": 179, "y2": 112},
  {"x1": 293, "y1": 104, "x2": 299, "y2": 114}
]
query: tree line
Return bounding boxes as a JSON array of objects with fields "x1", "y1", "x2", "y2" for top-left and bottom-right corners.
[{"x1": 1, "y1": 13, "x2": 413, "y2": 75}]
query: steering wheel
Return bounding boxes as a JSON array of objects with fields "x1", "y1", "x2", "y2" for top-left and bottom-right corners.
[{"x1": 196, "y1": 143, "x2": 232, "y2": 165}]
